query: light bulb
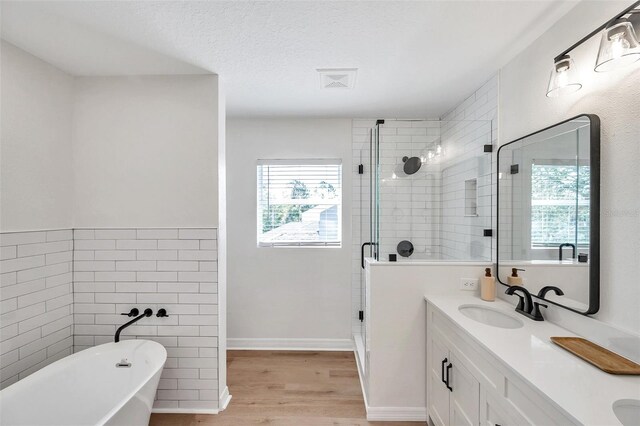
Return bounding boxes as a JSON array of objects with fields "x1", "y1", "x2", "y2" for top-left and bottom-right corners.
[
  {"x1": 610, "y1": 33, "x2": 631, "y2": 59},
  {"x1": 594, "y1": 19, "x2": 640, "y2": 72}
]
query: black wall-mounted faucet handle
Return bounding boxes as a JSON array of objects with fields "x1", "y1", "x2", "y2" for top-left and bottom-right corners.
[
  {"x1": 156, "y1": 308, "x2": 169, "y2": 318},
  {"x1": 121, "y1": 308, "x2": 139, "y2": 317}
]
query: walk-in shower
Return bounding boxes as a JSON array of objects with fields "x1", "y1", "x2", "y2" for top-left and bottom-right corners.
[{"x1": 352, "y1": 118, "x2": 494, "y2": 373}]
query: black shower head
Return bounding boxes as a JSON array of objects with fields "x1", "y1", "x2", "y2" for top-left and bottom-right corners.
[{"x1": 402, "y1": 156, "x2": 422, "y2": 175}]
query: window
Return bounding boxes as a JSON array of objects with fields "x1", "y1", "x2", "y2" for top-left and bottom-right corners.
[
  {"x1": 530, "y1": 161, "x2": 590, "y2": 248},
  {"x1": 257, "y1": 160, "x2": 342, "y2": 247}
]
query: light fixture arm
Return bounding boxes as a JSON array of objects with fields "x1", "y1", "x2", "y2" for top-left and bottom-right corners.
[{"x1": 553, "y1": 0, "x2": 640, "y2": 63}]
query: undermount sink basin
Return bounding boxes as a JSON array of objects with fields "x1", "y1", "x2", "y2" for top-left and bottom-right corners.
[
  {"x1": 613, "y1": 399, "x2": 640, "y2": 426},
  {"x1": 458, "y1": 304, "x2": 524, "y2": 329}
]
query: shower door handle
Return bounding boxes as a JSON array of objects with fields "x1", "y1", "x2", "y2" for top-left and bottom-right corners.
[{"x1": 361, "y1": 242, "x2": 373, "y2": 269}]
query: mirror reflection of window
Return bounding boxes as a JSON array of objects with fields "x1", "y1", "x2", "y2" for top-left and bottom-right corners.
[{"x1": 530, "y1": 160, "x2": 590, "y2": 248}]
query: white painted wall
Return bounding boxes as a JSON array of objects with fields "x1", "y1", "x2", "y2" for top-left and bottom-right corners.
[
  {"x1": 226, "y1": 119, "x2": 353, "y2": 347},
  {"x1": 72, "y1": 75, "x2": 219, "y2": 228},
  {"x1": 0, "y1": 41, "x2": 74, "y2": 232},
  {"x1": 499, "y1": 0, "x2": 640, "y2": 335}
]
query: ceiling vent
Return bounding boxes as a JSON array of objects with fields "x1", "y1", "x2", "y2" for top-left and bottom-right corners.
[{"x1": 317, "y1": 68, "x2": 357, "y2": 89}]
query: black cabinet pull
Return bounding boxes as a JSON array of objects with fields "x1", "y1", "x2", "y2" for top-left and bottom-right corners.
[
  {"x1": 446, "y1": 362, "x2": 453, "y2": 392},
  {"x1": 441, "y1": 358, "x2": 448, "y2": 384}
]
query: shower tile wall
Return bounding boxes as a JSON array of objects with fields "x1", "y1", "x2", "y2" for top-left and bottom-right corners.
[
  {"x1": 0, "y1": 230, "x2": 74, "y2": 389},
  {"x1": 440, "y1": 76, "x2": 498, "y2": 260},
  {"x1": 72, "y1": 228, "x2": 219, "y2": 410},
  {"x1": 350, "y1": 75, "x2": 499, "y2": 335},
  {"x1": 377, "y1": 120, "x2": 443, "y2": 259}
]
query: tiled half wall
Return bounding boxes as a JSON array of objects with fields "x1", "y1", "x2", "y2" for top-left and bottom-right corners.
[
  {"x1": 0, "y1": 230, "x2": 74, "y2": 389},
  {"x1": 0, "y1": 228, "x2": 219, "y2": 411}
]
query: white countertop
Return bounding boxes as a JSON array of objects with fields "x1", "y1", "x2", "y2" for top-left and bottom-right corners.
[{"x1": 425, "y1": 293, "x2": 640, "y2": 426}]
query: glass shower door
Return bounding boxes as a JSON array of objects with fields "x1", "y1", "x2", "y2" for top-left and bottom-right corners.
[
  {"x1": 371, "y1": 122, "x2": 381, "y2": 261},
  {"x1": 355, "y1": 124, "x2": 380, "y2": 378}
]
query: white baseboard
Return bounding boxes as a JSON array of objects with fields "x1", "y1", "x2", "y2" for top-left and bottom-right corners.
[
  {"x1": 151, "y1": 407, "x2": 219, "y2": 415},
  {"x1": 219, "y1": 386, "x2": 232, "y2": 411},
  {"x1": 227, "y1": 338, "x2": 354, "y2": 351},
  {"x1": 353, "y1": 345, "x2": 370, "y2": 408},
  {"x1": 366, "y1": 406, "x2": 427, "y2": 422}
]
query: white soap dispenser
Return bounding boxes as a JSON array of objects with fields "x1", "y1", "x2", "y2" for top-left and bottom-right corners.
[{"x1": 480, "y1": 267, "x2": 496, "y2": 302}]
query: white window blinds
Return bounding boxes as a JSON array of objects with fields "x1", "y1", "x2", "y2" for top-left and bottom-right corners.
[{"x1": 257, "y1": 160, "x2": 342, "y2": 247}]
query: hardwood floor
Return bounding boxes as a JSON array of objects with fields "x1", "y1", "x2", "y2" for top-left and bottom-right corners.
[{"x1": 150, "y1": 350, "x2": 419, "y2": 425}]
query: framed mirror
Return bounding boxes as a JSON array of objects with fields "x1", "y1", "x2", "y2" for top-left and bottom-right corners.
[{"x1": 496, "y1": 114, "x2": 600, "y2": 315}]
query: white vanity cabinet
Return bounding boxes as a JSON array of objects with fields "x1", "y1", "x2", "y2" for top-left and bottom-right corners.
[
  {"x1": 480, "y1": 390, "x2": 523, "y2": 426},
  {"x1": 426, "y1": 300, "x2": 577, "y2": 426},
  {"x1": 427, "y1": 327, "x2": 479, "y2": 426}
]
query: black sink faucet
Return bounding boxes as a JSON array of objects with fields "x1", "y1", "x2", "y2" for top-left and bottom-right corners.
[
  {"x1": 115, "y1": 308, "x2": 153, "y2": 342},
  {"x1": 505, "y1": 286, "x2": 547, "y2": 321},
  {"x1": 537, "y1": 286, "x2": 565, "y2": 299},
  {"x1": 559, "y1": 243, "x2": 576, "y2": 261}
]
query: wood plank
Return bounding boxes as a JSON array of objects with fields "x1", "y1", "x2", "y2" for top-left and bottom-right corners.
[{"x1": 150, "y1": 350, "x2": 421, "y2": 425}]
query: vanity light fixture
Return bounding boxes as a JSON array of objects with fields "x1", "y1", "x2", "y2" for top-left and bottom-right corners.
[
  {"x1": 594, "y1": 17, "x2": 640, "y2": 72},
  {"x1": 546, "y1": 1, "x2": 640, "y2": 97},
  {"x1": 546, "y1": 55, "x2": 582, "y2": 98}
]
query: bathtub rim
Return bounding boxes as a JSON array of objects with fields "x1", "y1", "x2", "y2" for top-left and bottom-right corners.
[{"x1": 0, "y1": 339, "x2": 167, "y2": 426}]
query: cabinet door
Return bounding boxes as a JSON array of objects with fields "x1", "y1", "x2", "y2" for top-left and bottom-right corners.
[
  {"x1": 428, "y1": 330, "x2": 450, "y2": 426},
  {"x1": 480, "y1": 388, "x2": 528, "y2": 426},
  {"x1": 481, "y1": 390, "x2": 509, "y2": 426},
  {"x1": 449, "y1": 353, "x2": 480, "y2": 426}
]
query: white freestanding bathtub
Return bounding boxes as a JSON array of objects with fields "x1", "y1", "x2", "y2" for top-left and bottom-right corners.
[{"x1": 0, "y1": 340, "x2": 166, "y2": 426}]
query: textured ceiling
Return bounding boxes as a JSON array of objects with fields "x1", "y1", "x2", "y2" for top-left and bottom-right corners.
[{"x1": 1, "y1": 1, "x2": 578, "y2": 117}]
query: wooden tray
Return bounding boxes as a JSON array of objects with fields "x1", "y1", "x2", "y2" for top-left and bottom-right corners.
[{"x1": 551, "y1": 337, "x2": 640, "y2": 375}]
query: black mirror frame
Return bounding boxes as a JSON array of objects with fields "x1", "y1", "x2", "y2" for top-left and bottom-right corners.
[{"x1": 496, "y1": 114, "x2": 600, "y2": 315}]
